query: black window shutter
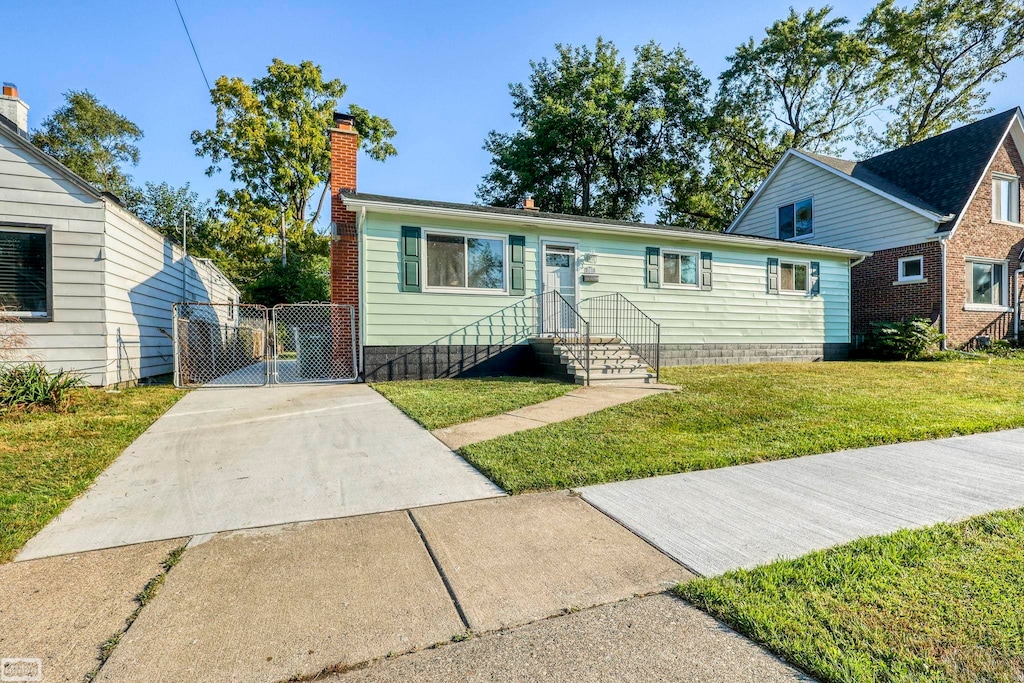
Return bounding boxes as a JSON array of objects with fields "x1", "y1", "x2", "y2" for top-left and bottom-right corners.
[
  {"x1": 766, "y1": 257, "x2": 780, "y2": 294},
  {"x1": 646, "y1": 247, "x2": 660, "y2": 288},
  {"x1": 810, "y1": 261, "x2": 820, "y2": 296},
  {"x1": 700, "y1": 251, "x2": 713, "y2": 291},
  {"x1": 509, "y1": 235, "x2": 526, "y2": 295},
  {"x1": 400, "y1": 226, "x2": 421, "y2": 292}
]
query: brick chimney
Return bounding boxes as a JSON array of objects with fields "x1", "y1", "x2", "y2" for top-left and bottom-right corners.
[
  {"x1": 0, "y1": 83, "x2": 29, "y2": 134},
  {"x1": 329, "y1": 112, "x2": 360, "y2": 375}
]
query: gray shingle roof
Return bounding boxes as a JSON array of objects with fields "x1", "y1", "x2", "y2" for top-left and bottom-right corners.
[{"x1": 800, "y1": 108, "x2": 1021, "y2": 231}]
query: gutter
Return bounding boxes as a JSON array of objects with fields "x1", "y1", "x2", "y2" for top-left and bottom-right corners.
[
  {"x1": 342, "y1": 196, "x2": 870, "y2": 260},
  {"x1": 940, "y1": 237, "x2": 949, "y2": 349}
]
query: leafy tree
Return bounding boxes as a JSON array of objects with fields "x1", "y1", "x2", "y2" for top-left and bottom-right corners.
[
  {"x1": 683, "y1": 7, "x2": 883, "y2": 229},
  {"x1": 192, "y1": 59, "x2": 397, "y2": 265},
  {"x1": 31, "y1": 90, "x2": 144, "y2": 207},
  {"x1": 135, "y1": 181, "x2": 220, "y2": 253},
  {"x1": 862, "y1": 0, "x2": 1024, "y2": 150},
  {"x1": 244, "y1": 255, "x2": 330, "y2": 307},
  {"x1": 477, "y1": 38, "x2": 709, "y2": 221}
]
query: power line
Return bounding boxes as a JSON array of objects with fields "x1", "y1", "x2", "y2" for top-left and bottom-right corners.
[{"x1": 173, "y1": 0, "x2": 212, "y2": 92}]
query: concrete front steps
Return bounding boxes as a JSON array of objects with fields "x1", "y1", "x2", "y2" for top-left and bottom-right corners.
[{"x1": 530, "y1": 337, "x2": 657, "y2": 385}]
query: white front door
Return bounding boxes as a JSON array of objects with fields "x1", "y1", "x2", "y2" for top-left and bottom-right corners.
[{"x1": 542, "y1": 244, "x2": 576, "y2": 333}]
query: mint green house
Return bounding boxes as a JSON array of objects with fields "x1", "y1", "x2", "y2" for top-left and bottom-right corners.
[{"x1": 327, "y1": 114, "x2": 868, "y2": 383}]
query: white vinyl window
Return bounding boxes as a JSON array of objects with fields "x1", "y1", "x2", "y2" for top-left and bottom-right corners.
[
  {"x1": 0, "y1": 225, "x2": 50, "y2": 318},
  {"x1": 424, "y1": 231, "x2": 506, "y2": 293},
  {"x1": 898, "y1": 256, "x2": 924, "y2": 282},
  {"x1": 992, "y1": 174, "x2": 1020, "y2": 223},
  {"x1": 662, "y1": 250, "x2": 699, "y2": 288},
  {"x1": 780, "y1": 260, "x2": 809, "y2": 293},
  {"x1": 778, "y1": 198, "x2": 813, "y2": 240},
  {"x1": 966, "y1": 258, "x2": 1008, "y2": 309}
]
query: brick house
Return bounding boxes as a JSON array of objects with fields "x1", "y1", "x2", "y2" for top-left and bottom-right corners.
[{"x1": 728, "y1": 107, "x2": 1024, "y2": 348}]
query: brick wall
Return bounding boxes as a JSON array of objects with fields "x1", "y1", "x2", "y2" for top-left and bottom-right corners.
[
  {"x1": 851, "y1": 241, "x2": 943, "y2": 338},
  {"x1": 329, "y1": 116, "x2": 361, "y2": 372},
  {"x1": 945, "y1": 138, "x2": 1024, "y2": 347}
]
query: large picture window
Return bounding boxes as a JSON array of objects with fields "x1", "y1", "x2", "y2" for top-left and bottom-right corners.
[
  {"x1": 662, "y1": 250, "x2": 698, "y2": 288},
  {"x1": 0, "y1": 226, "x2": 49, "y2": 318},
  {"x1": 425, "y1": 231, "x2": 506, "y2": 291},
  {"x1": 778, "y1": 198, "x2": 813, "y2": 240},
  {"x1": 966, "y1": 259, "x2": 1007, "y2": 308}
]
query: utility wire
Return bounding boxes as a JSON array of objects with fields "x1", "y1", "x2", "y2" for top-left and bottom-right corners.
[{"x1": 173, "y1": 0, "x2": 212, "y2": 92}]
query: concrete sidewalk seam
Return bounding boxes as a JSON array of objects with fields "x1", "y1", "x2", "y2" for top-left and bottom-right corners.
[{"x1": 406, "y1": 509, "x2": 472, "y2": 632}]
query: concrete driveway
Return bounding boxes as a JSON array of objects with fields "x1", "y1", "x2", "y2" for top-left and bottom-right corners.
[{"x1": 17, "y1": 384, "x2": 502, "y2": 561}]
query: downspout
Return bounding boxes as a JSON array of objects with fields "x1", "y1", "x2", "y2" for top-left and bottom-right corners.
[
  {"x1": 939, "y1": 237, "x2": 948, "y2": 350},
  {"x1": 1016, "y1": 243, "x2": 1024, "y2": 341},
  {"x1": 357, "y1": 205, "x2": 366, "y2": 380}
]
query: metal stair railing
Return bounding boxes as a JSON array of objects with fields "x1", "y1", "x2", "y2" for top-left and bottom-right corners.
[
  {"x1": 541, "y1": 290, "x2": 591, "y2": 386},
  {"x1": 580, "y1": 293, "x2": 661, "y2": 382}
]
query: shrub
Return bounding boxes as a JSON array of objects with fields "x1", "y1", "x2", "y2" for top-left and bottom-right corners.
[
  {"x1": 868, "y1": 318, "x2": 946, "y2": 360},
  {"x1": 0, "y1": 364, "x2": 84, "y2": 412}
]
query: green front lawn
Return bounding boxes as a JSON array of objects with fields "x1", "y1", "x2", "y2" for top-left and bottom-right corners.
[
  {"x1": 679, "y1": 508, "x2": 1024, "y2": 682},
  {"x1": 372, "y1": 376, "x2": 576, "y2": 430},
  {"x1": 460, "y1": 360, "x2": 1024, "y2": 493},
  {"x1": 0, "y1": 385, "x2": 183, "y2": 562}
]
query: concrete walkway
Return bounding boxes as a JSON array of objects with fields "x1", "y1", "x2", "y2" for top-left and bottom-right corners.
[
  {"x1": 18, "y1": 384, "x2": 502, "y2": 561},
  {"x1": 581, "y1": 429, "x2": 1024, "y2": 576},
  {"x1": 433, "y1": 382, "x2": 676, "y2": 449}
]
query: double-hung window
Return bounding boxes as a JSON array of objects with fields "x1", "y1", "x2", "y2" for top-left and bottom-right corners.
[
  {"x1": 662, "y1": 250, "x2": 699, "y2": 288},
  {"x1": 424, "y1": 231, "x2": 506, "y2": 292},
  {"x1": 0, "y1": 225, "x2": 50, "y2": 319},
  {"x1": 778, "y1": 198, "x2": 813, "y2": 240},
  {"x1": 992, "y1": 174, "x2": 1020, "y2": 223},
  {"x1": 780, "y1": 260, "x2": 809, "y2": 294},
  {"x1": 966, "y1": 259, "x2": 1008, "y2": 308}
]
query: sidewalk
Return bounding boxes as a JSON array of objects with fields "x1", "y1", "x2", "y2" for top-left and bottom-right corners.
[{"x1": 432, "y1": 382, "x2": 676, "y2": 449}]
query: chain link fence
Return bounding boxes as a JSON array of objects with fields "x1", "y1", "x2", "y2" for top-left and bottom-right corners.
[{"x1": 173, "y1": 302, "x2": 357, "y2": 388}]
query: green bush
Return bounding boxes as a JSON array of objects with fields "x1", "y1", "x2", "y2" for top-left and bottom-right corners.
[
  {"x1": 0, "y1": 364, "x2": 84, "y2": 412},
  {"x1": 868, "y1": 318, "x2": 946, "y2": 360}
]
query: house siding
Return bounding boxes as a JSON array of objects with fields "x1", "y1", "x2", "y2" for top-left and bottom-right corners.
[
  {"x1": 730, "y1": 154, "x2": 940, "y2": 251},
  {"x1": 360, "y1": 212, "x2": 852, "y2": 377},
  {"x1": 850, "y1": 241, "x2": 944, "y2": 339},
  {"x1": 944, "y1": 137, "x2": 1024, "y2": 347},
  {"x1": 0, "y1": 132, "x2": 109, "y2": 385}
]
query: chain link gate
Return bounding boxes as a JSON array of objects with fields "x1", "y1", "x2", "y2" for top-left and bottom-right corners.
[{"x1": 173, "y1": 302, "x2": 357, "y2": 388}]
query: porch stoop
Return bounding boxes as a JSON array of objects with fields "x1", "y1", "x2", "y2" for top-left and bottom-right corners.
[{"x1": 529, "y1": 337, "x2": 657, "y2": 385}]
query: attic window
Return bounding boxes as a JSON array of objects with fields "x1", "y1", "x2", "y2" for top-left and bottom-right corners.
[
  {"x1": 993, "y1": 174, "x2": 1020, "y2": 223},
  {"x1": 778, "y1": 198, "x2": 813, "y2": 240}
]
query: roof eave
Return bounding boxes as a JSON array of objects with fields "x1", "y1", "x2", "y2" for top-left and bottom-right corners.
[{"x1": 342, "y1": 194, "x2": 870, "y2": 259}]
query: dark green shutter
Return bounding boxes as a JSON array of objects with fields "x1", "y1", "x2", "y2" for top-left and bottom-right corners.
[
  {"x1": 766, "y1": 257, "x2": 779, "y2": 294},
  {"x1": 509, "y1": 235, "x2": 526, "y2": 295},
  {"x1": 810, "y1": 261, "x2": 820, "y2": 296},
  {"x1": 400, "y1": 226, "x2": 421, "y2": 292},
  {"x1": 700, "y1": 251, "x2": 713, "y2": 291},
  {"x1": 645, "y1": 247, "x2": 660, "y2": 288}
]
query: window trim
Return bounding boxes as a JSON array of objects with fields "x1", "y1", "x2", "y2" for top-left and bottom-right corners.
[
  {"x1": 778, "y1": 258, "x2": 811, "y2": 295},
  {"x1": 776, "y1": 196, "x2": 814, "y2": 241},
  {"x1": 0, "y1": 221, "x2": 53, "y2": 322},
  {"x1": 422, "y1": 228, "x2": 508, "y2": 295},
  {"x1": 964, "y1": 256, "x2": 1011, "y2": 311},
  {"x1": 896, "y1": 255, "x2": 925, "y2": 283},
  {"x1": 992, "y1": 173, "x2": 1021, "y2": 225},
  {"x1": 661, "y1": 249, "x2": 701, "y2": 289}
]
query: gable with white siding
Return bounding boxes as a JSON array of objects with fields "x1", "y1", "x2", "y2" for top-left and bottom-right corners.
[{"x1": 728, "y1": 153, "x2": 941, "y2": 252}]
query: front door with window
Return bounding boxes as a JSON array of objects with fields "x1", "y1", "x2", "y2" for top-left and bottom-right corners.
[{"x1": 542, "y1": 244, "x2": 576, "y2": 333}]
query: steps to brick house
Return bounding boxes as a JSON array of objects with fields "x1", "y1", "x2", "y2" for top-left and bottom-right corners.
[{"x1": 529, "y1": 337, "x2": 657, "y2": 385}]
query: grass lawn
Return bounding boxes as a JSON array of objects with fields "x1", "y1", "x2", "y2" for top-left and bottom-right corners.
[
  {"x1": 371, "y1": 376, "x2": 576, "y2": 430},
  {"x1": 679, "y1": 508, "x2": 1024, "y2": 682},
  {"x1": 460, "y1": 360, "x2": 1024, "y2": 493},
  {"x1": 0, "y1": 385, "x2": 183, "y2": 563}
]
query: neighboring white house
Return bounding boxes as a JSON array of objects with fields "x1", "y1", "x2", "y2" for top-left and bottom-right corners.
[{"x1": 0, "y1": 84, "x2": 239, "y2": 386}]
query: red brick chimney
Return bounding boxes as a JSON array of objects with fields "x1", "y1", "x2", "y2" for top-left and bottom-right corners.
[{"x1": 329, "y1": 112, "x2": 360, "y2": 375}]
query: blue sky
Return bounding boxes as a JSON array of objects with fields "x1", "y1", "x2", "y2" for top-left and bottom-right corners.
[{"x1": 7, "y1": 0, "x2": 1024, "y2": 212}]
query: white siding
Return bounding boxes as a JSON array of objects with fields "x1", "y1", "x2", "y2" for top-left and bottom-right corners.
[
  {"x1": 0, "y1": 133, "x2": 109, "y2": 385},
  {"x1": 363, "y1": 214, "x2": 851, "y2": 347},
  {"x1": 0, "y1": 130, "x2": 239, "y2": 386},
  {"x1": 730, "y1": 154, "x2": 940, "y2": 252},
  {"x1": 102, "y1": 202, "x2": 239, "y2": 384}
]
